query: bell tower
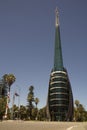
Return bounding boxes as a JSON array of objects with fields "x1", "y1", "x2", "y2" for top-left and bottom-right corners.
[{"x1": 47, "y1": 8, "x2": 73, "y2": 121}]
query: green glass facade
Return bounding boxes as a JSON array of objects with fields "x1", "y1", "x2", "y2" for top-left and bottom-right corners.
[{"x1": 47, "y1": 9, "x2": 73, "y2": 121}]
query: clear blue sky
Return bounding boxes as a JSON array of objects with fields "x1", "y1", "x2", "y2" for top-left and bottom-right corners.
[{"x1": 0, "y1": 0, "x2": 87, "y2": 109}]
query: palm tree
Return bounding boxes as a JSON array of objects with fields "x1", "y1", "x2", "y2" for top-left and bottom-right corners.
[
  {"x1": 34, "y1": 97, "x2": 39, "y2": 108},
  {"x1": 3, "y1": 74, "x2": 16, "y2": 91},
  {"x1": 75, "y1": 100, "x2": 80, "y2": 108},
  {"x1": 3, "y1": 74, "x2": 16, "y2": 119}
]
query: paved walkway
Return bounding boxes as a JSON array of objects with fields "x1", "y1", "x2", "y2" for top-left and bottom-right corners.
[{"x1": 0, "y1": 121, "x2": 87, "y2": 130}]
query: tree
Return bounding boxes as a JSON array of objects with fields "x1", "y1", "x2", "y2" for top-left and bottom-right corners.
[
  {"x1": 38, "y1": 107, "x2": 47, "y2": 121},
  {"x1": 34, "y1": 97, "x2": 39, "y2": 108},
  {"x1": 27, "y1": 85, "x2": 34, "y2": 119},
  {"x1": 11, "y1": 104, "x2": 19, "y2": 119},
  {"x1": 75, "y1": 100, "x2": 80, "y2": 108},
  {"x1": 19, "y1": 105, "x2": 27, "y2": 120},
  {"x1": 3, "y1": 74, "x2": 16, "y2": 91},
  {"x1": 74, "y1": 100, "x2": 87, "y2": 121},
  {"x1": 27, "y1": 85, "x2": 39, "y2": 120},
  {"x1": 2, "y1": 74, "x2": 16, "y2": 119},
  {"x1": 0, "y1": 97, "x2": 7, "y2": 120},
  {"x1": 32, "y1": 108, "x2": 38, "y2": 120}
]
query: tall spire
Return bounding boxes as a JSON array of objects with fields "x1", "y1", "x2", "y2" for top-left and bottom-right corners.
[
  {"x1": 55, "y1": 8, "x2": 59, "y2": 27},
  {"x1": 54, "y1": 8, "x2": 63, "y2": 71}
]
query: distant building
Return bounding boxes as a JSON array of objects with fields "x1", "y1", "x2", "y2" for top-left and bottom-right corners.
[{"x1": 47, "y1": 9, "x2": 73, "y2": 121}]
